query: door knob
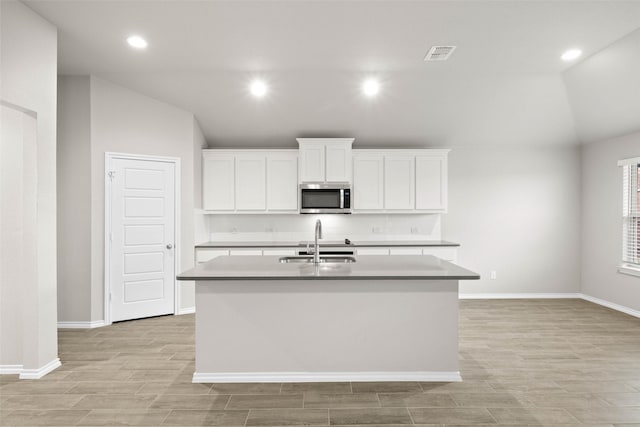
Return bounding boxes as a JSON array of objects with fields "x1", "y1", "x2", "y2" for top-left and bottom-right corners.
[{"x1": 166, "y1": 244, "x2": 173, "y2": 249}]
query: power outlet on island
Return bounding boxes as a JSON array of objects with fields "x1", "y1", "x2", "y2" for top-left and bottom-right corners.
[
  {"x1": 410, "y1": 227, "x2": 419, "y2": 234},
  {"x1": 372, "y1": 227, "x2": 382, "y2": 234},
  {"x1": 490, "y1": 270, "x2": 497, "y2": 280}
]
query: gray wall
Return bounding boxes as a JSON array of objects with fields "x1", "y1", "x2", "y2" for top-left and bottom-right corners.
[
  {"x1": 443, "y1": 146, "x2": 582, "y2": 295},
  {"x1": 56, "y1": 76, "x2": 203, "y2": 322},
  {"x1": 564, "y1": 28, "x2": 640, "y2": 144},
  {"x1": 89, "y1": 76, "x2": 199, "y2": 320},
  {"x1": 0, "y1": 0, "x2": 58, "y2": 371},
  {"x1": 57, "y1": 76, "x2": 92, "y2": 322},
  {"x1": 581, "y1": 131, "x2": 640, "y2": 311}
]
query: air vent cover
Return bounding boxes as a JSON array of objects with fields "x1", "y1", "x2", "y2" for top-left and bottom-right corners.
[{"x1": 424, "y1": 45, "x2": 456, "y2": 61}]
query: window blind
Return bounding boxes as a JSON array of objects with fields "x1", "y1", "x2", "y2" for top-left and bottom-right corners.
[{"x1": 621, "y1": 160, "x2": 640, "y2": 268}]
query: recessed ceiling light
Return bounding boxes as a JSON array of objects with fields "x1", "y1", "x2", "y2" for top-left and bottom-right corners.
[
  {"x1": 363, "y1": 79, "x2": 380, "y2": 97},
  {"x1": 250, "y1": 80, "x2": 267, "y2": 97},
  {"x1": 127, "y1": 35, "x2": 147, "y2": 49},
  {"x1": 561, "y1": 49, "x2": 582, "y2": 61}
]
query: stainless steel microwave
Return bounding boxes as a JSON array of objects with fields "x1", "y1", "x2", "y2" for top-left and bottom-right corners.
[{"x1": 300, "y1": 183, "x2": 351, "y2": 214}]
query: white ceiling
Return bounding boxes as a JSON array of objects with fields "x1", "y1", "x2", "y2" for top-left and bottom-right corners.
[{"x1": 25, "y1": 0, "x2": 640, "y2": 148}]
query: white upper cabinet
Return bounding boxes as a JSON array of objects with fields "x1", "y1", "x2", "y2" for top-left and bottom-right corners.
[
  {"x1": 384, "y1": 154, "x2": 415, "y2": 210},
  {"x1": 415, "y1": 154, "x2": 447, "y2": 211},
  {"x1": 297, "y1": 138, "x2": 353, "y2": 183},
  {"x1": 351, "y1": 149, "x2": 449, "y2": 213},
  {"x1": 352, "y1": 153, "x2": 384, "y2": 210},
  {"x1": 203, "y1": 150, "x2": 298, "y2": 213},
  {"x1": 235, "y1": 154, "x2": 266, "y2": 211},
  {"x1": 203, "y1": 152, "x2": 235, "y2": 211},
  {"x1": 299, "y1": 141, "x2": 325, "y2": 182},
  {"x1": 267, "y1": 152, "x2": 298, "y2": 211}
]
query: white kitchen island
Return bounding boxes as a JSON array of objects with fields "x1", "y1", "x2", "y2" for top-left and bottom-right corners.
[{"x1": 177, "y1": 255, "x2": 479, "y2": 383}]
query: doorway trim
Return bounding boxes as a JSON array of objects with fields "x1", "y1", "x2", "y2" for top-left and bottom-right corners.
[{"x1": 104, "y1": 152, "x2": 181, "y2": 326}]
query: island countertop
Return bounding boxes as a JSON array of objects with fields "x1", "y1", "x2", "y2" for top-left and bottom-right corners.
[{"x1": 177, "y1": 255, "x2": 479, "y2": 281}]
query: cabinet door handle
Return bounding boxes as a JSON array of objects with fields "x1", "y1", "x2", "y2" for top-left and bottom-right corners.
[{"x1": 166, "y1": 244, "x2": 173, "y2": 249}]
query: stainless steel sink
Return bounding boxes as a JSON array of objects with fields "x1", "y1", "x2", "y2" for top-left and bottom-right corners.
[{"x1": 279, "y1": 256, "x2": 356, "y2": 264}]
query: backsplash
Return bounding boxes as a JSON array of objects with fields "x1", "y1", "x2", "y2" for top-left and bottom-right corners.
[{"x1": 204, "y1": 214, "x2": 442, "y2": 242}]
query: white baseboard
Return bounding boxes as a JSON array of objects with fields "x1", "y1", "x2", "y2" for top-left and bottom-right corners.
[
  {"x1": 176, "y1": 306, "x2": 195, "y2": 315},
  {"x1": 0, "y1": 364, "x2": 23, "y2": 375},
  {"x1": 580, "y1": 293, "x2": 640, "y2": 318},
  {"x1": 459, "y1": 293, "x2": 580, "y2": 299},
  {"x1": 58, "y1": 320, "x2": 106, "y2": 329},
  {"x1": 193, "y1": 371, "x2": 461, "y2": 383},
  {"x1": 18, "y1": 358, "x2": 61, "y2": 379}
]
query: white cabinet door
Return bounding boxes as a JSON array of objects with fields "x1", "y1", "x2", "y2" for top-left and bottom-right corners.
[
  {"x1": 389, "y1": 247, "x2": 422, "y2": 255},
  {"x1": 235, "y1": 154, "x2": 266, "y2": 211},
  {"x1": 267, "y1": 153, "x2": 298, "y2": 211},
  {"x1": 416, "y1": 155, "x2": 447, "y2": 211},
  {"x1": 356, "y1": 248, "x2": 390, "y2": 255},
  {"x1": 299, "y1": 142, "x2": 325, "y2": 182},
  {"x1": 422, "y1": 247, "x2": 457, "y2": 261},
  {"x1": 353, "y1": 154, "x2": 384, "y2": 210},
  {"x1": 203, "y1": 153, "x2": 235, "y2": 211},
  {"x1": 262, "y1": 249, "x2": 297, "y2": 256},
  {"x1": 196, "y1": 249, "x2": 229, "y2": 264},
  {"x1": 326, "y1": 143, "x2": 352, "y2": 182},
  {"x1": 229, "y1": 249, "x2": 263, "y2": 256},
  {"x1": 384, "y1": 155, "x2": 415, "y2": 210}
]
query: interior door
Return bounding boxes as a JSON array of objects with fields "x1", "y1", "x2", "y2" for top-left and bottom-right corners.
[{"x1": 108, "y1": 157, "x2": 176, "y2": 322}]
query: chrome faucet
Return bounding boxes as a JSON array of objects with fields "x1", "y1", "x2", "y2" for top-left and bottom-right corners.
[{"x1": 313, "y1": 219, "x2": 323, "y2": 265}]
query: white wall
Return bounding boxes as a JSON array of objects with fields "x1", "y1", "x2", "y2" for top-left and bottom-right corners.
[
  {"x1": 442, "y1": 146, "x2": 582, "y2": 295},
  {"x1": 581, "y1": 131, "x2": 640, "y2": 311},
  {"x1": 563, "y1": 28, "x2": 640, "y2": 144},
  {"x1": 57, "y1": 76, "x2": 92, "y2": 322},
  {"x1": 0, "y1": 0, "x2": 59, "y2": 375},
  {"x1": 207, "y1": 214, "x2": 442, "y2": 243}
]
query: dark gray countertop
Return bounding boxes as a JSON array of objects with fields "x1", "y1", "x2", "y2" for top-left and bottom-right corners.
[
  {"x1": 177, "y1": 255, "x2": 479, "y2": 281},
  {"x1": 195, "y1": 240, "x2": 460, "y2": 249}
]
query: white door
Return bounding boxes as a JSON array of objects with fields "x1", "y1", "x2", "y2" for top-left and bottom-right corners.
[
  {"x1": 203, "y1": 153, "x2": 235, "y2": 211},
  {"x1": 416, "y1": 155, "x2": 447, "y2": 211},
  {"x1": 108, "y1": 157, "x2": 176, "y2": 322},
  {"x1": 299, "y1": 142, "x2": 325, "y2": 182},
  {"x1": 267, "y1": 152, "x2": 298, "y2": 211},
  {"x1": 235, "y1": 154, "x2": 266, "y2": 211},
  {"x1": 353, "y1": 153, "x2": 384, "y2": 210},
  {"x1": 384, "y1": 155, "x2": 415, "y2": 210}
]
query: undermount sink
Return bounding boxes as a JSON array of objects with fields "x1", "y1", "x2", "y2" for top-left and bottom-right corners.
[{"x1": 279, "y1": 256, "x2": 357, "y2": 264}]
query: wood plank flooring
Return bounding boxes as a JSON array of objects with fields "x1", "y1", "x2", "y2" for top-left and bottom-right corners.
[{"x1": 1, "y1": 299, "x2": 639, "y2": 426}]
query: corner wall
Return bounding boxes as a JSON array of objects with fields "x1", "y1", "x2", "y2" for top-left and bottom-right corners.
[
  {"x1": 581, "y1": 131, "x2": 640, "y2": 312},
  {"x1": 0, "y1": 0, "x2": 59, "y2": 376}
]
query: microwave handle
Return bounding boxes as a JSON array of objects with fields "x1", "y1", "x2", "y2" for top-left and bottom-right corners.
[{"x1": 340, "y1": 189, "x2": 344, "y2": 209}]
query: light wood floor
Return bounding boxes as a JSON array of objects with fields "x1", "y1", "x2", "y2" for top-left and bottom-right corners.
[{"x1": 1, "y1": 299, "x2": 639, "y2": 426}]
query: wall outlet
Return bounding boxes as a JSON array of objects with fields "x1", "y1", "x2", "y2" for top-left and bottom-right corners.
[
  {"x1": 230, "y1": 227, "x2": 238, "y2": 234},
  {"x1": 372, "y1": 227, "x2": 382, "y2": 234},
  {"x1": 490, "y1": 270, "x2": 497, "y2": 280},
  {"x1": 410, "y1": 227, "x2": 419, "y2": 234},
  {"x1": 265, "y1": 227, "x2": 274, "y2": 233}
]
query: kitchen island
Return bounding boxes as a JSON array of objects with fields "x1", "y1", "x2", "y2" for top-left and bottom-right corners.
[{"x1": 177, "y1": 255, "x2": 479, "y2": 383}]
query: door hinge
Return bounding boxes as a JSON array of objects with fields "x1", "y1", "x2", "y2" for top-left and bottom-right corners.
[
  {"x1": 109, "y1": 292, "x2": 112, "y2": 302},
  {"x1": 109, "y1": 232, "x2": 113, "y2": 242},
  {"x1": 107, "y1": 170, "x2": 116, "y2": 180}
]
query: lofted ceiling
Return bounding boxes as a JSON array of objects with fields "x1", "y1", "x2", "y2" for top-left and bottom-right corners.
[{"x1": 25, "y1": 0, "x2": 640, "y2": 148}]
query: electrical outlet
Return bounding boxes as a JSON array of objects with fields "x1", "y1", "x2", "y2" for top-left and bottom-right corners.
[
  {"x1": 490, "y1": 270, "x2": 497, "y2": 280},
  {"x1": 410, "y1": 227, "x2": 419, "y2": 234},
  {"x1": 265, "y1": 227, "x2": 274, "y2": 233},
  {"x1": 372, "y1": 227, "x2": 382, "y2": 234},
  {"x1": 231, "y1": 227, "x2": 238, "y2": 234}
]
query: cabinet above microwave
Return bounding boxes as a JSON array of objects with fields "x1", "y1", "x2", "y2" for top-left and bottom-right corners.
[{"x1": 297, "y1": 138, "x2": 353, "y2": 184}]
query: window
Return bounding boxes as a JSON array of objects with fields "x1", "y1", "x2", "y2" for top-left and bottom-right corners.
[{"x1": 619, "y1": 157, "x2": 640, "y2": 277}]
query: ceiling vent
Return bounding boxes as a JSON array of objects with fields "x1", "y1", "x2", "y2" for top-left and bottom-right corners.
[{"x1": 424, "y1": 45, "x2": 456, "y2": 61}]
